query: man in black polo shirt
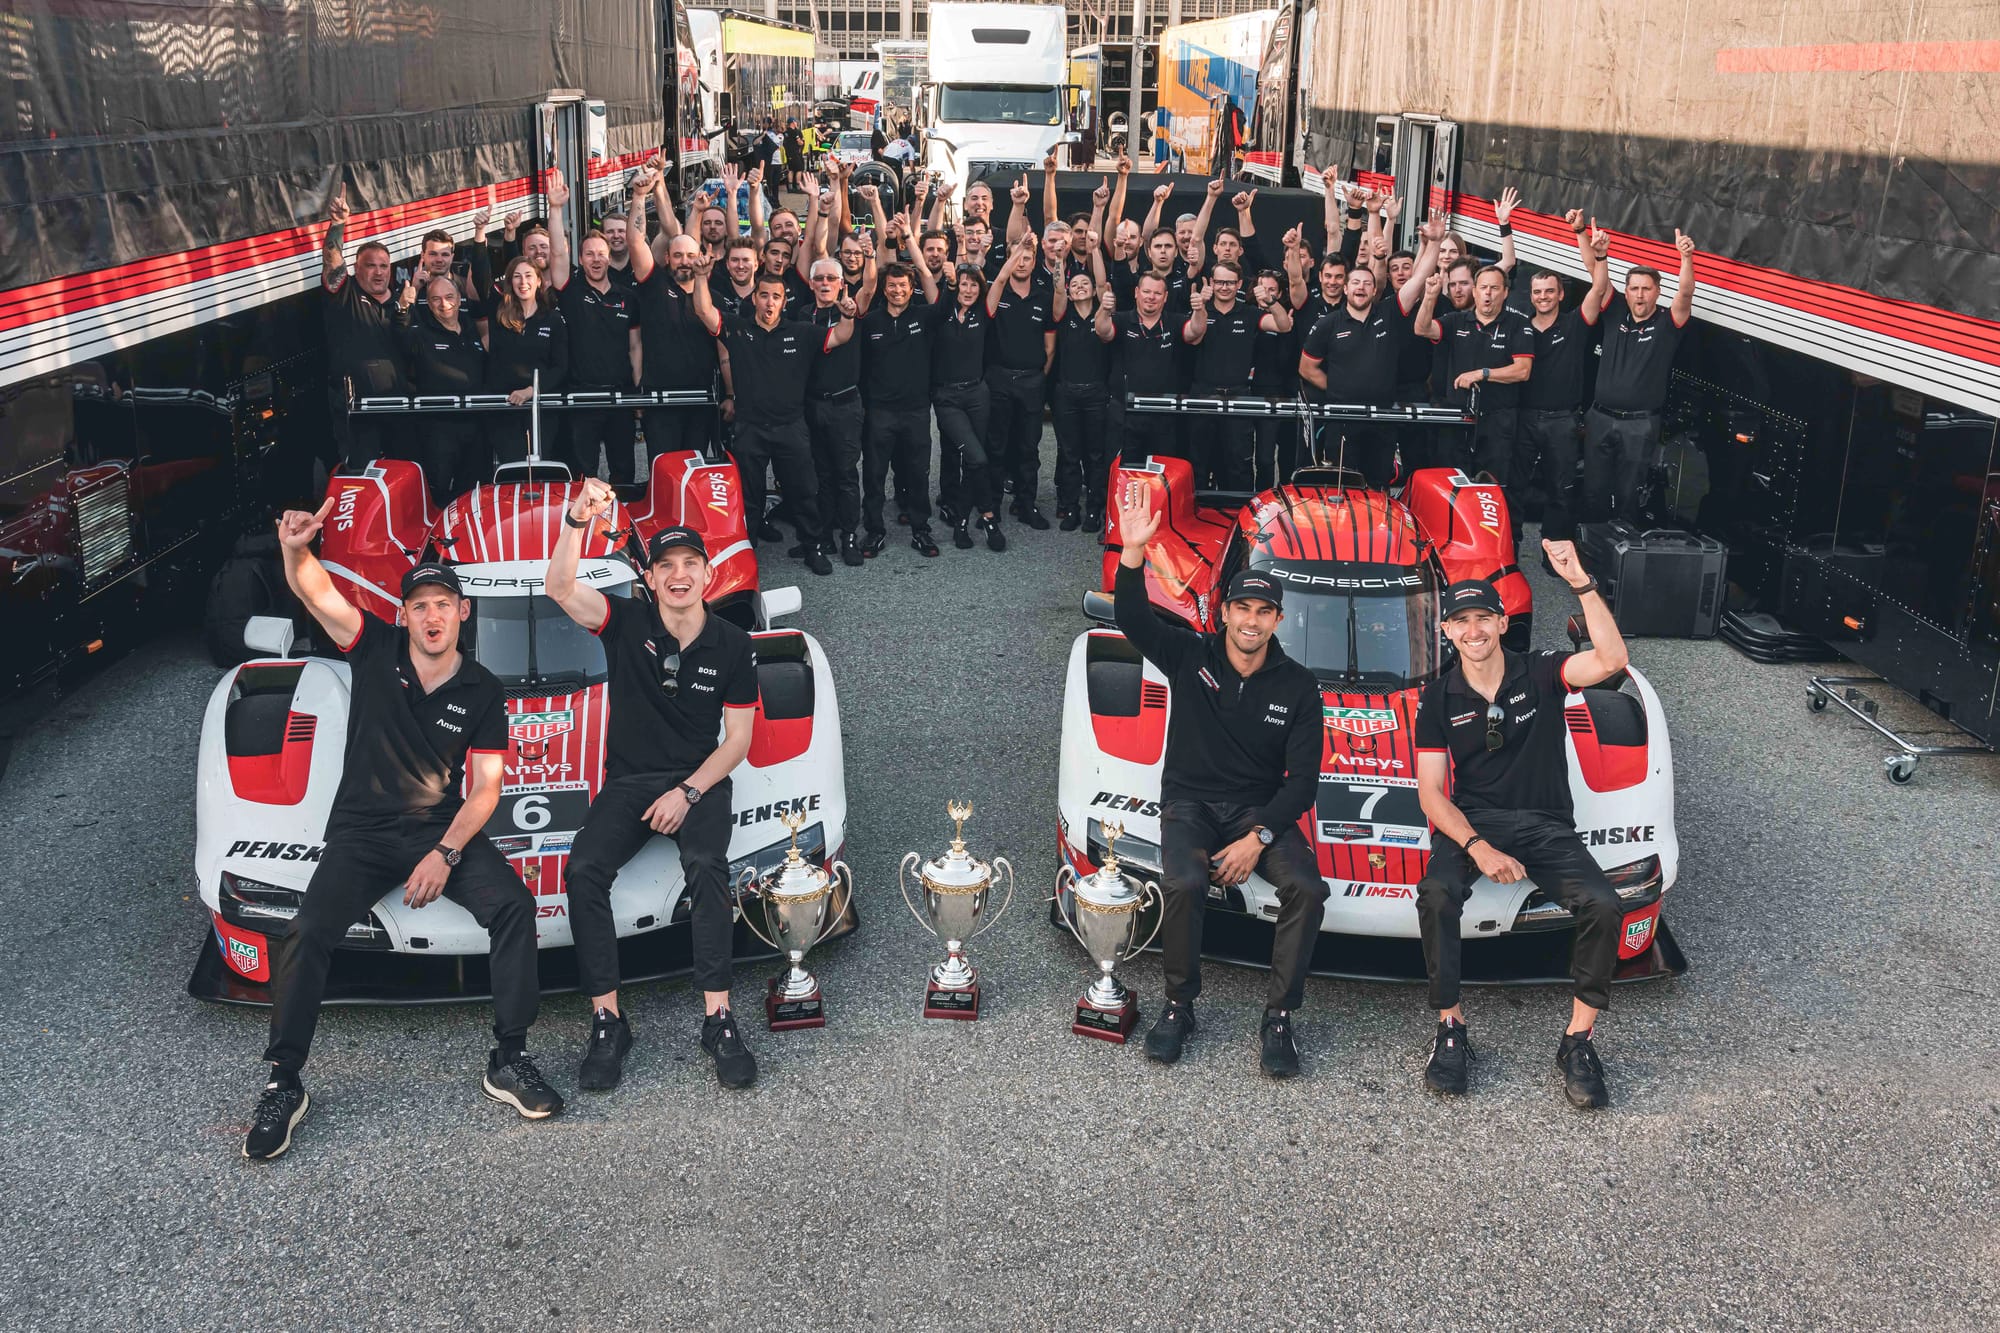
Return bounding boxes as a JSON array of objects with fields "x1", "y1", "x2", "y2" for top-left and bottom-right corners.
[
  {"x1": 691, "y1": 258, "x2": 857, "y2": 577},
  {"x1": 554, "y1": 223, "x2": 643, "y2": 483},
  {"x1": 1416, "y1": 264, "x2": 1536, "y2": 483},
  {"x1": 1412, "y1": 546, "x2": 1630, "y2": 1108},
  {"x1": 1520, "y1": 215, "x2": 1611, "y2": 550},
  {"x1": 1111, "y1": 489, "x2": 1329, "y2": 1079},
  {"x1": 319, "y1": 187, "x2": 406, "y2": 468},
  {"x1": 804, "y1": 254, "x2": 876, "y2": 566},
  {"x1": 859, "y1": 261, "x2": 941, "y2": 556},
  {"x1": 245, "y1": 510, "x2": 558, "y2": 1160},
  {"x1": 1582, "y1": 231, "x2": 1697, "y2": 525},
  {"x1": 1183, "y1": 262, "x2": 1290, "y2": 490},
  {"x1": 629, "y1": 174, "x2": 721, "y2": 474},
  {"x1": 986, "y1": 233, "x2": 1056, "y2": 530},
  {"x1": 1296, "y1": 266, "x2": 1403, "y2": 485},
  {"x1": 1095, "y1": 273, "x2": 1183, "y2": 467},
  {"x1": 547, "y1": 485, "x2": 762, "y2": 1090}
]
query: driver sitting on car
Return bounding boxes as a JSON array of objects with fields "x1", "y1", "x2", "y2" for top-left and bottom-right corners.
[{"x1": 1412, "y1": 542, "x2": 1631, "y2": 1108}]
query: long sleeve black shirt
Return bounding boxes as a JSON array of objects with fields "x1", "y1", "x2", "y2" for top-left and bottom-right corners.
[{"x1": 1113, "y1": 562, "x2": 1323, "y2": 833}]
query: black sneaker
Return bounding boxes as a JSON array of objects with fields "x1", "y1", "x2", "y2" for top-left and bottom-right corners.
[
  {"x1": 755, "y1": 520, "x2": 786, "y2": 543},
  {"x1": 484, "y1": 1049, "x2": 565, "y2": 1119},
  {"x1": 1082, "y1": 510, "x2": 1103, "y2": 535},
  {"x1": 981, "y1": 514, "x2": 1007, "y2": 552},
  {"x1": 1016, "y1": 505, "x2": 1051, "y2": 531},
  {"x1": 937, "y1": 501, "x2": 960, "y2": 528},
  {"x1": 953, "y1": 519, "x2": 975, "y2": 550},
  {"x1": 840, "y1": 531, "x2": 864, "y2": 567},
  {"x1": 911, "y1": 529, "x2": 940, "y2": 557},
  {"x1": 1260, "y1": 1009, "x2": 1301, "y2": 1079},
  {"x1": 1144, "y1": 1000, "x2": 1196, "y2": 1064},
  {"x1": 860, "y1": 530, "x2": 887, "y2": 558},
  {"x1": 243, "y1": 1075, "x2": 309, "y2": 1160},
  {"x1": 1058, "y1": 509, "x2": 1081, "y2": 531},
  {"x1": 701, "y1": 1010, "x2": 758, "y2": 1089},
  {"x1": 578, "y1": 1009, "x2": 633, "y2": 1092},
  {"x1": 1424, "y1": 1020, "x2": 1471, "y2": 1096},
  {"x1": 1557, "y1": 1030, "x2": 1609, "y2": 1109},
  {"x1": 786, "y1": 540, "x2": 813, "y2": 558},
  {"x1": 804, "y1": 548, "x2": 833, "y2": 576}
]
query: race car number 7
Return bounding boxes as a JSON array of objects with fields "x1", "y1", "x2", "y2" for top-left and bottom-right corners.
[{"x1": 1349, "y1": 784, "x2": 1387, "y2": 819}]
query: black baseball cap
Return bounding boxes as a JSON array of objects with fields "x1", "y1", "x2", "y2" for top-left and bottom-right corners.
[
  {"x1": 1442, "y1": 579, "x2": 1505, "y2": 619},
  {"x1": 400, "y1": 562, "x2": 462, "y2": 599},
  {"x1": 1225, "y1": 570, "x2": 1284, "y2": 609},
  {"x1": 646, "y1": 526, "x2": 708, "y2": 564}
]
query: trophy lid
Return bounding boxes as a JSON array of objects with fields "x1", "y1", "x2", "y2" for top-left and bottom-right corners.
[
  {"x1": 765, "y1": 808, "x2": 833, "y2": 899},
  {"x1": 1072, "y1": 819, "x2": 1145, "y2": 910},
  {"x1": 921, "y1": 799, "x2": 993, "y2": 891}
]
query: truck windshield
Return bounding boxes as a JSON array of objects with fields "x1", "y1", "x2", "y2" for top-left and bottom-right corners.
[
  {"x1": 1270, "y1": 581, "x2": 1441, "y2": 690},
  {"x1": 937, "y1": 83, "x2": 1061, "y2": 126}
]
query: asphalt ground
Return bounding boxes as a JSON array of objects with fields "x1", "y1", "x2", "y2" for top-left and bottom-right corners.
[{"x1": 3, "y1": 432, "x2": 1998, "y2": 1332}]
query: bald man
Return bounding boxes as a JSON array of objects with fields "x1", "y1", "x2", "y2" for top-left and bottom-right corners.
[{"x1": 630, "y1": 221, "x2": 721, "y2": 475}]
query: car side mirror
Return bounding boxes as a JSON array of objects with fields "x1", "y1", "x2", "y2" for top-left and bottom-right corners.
[
  {"x1": 1062, "y1": 131, "x2": 1082, "y2": 145},
  {"x1": 1081, "y1": 590, "x2": 1115, "y2": 624},
  {"x1": 1565, "y1": 613, "x2": 1588, "y2": 650},
  {"x1": 761, "y1": 586, "x2": 803, "y2": 625},
  {"x1": 243, "y1": 615, "x2": 295, "y2": 659}
]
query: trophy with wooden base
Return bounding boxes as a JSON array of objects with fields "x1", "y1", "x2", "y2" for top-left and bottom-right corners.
[
  {"x1": 1056, "y1": 820, "x2": 1163, "y2": 1042},
  {"x1": 737, "y1": 809, "x2": 853, "y2": 1030},
  {"x1": 899, "y1": 800, "x2": 1014, "y2": 1019}
]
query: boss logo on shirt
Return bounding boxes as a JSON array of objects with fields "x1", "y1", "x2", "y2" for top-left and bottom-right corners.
[{"x1": 536, "y1": 326, "x2": 551, "y2": 337}]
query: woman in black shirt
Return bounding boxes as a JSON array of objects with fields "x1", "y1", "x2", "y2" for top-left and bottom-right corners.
[
  {"x1": 1050, "y1": 268, "x2": 1113, "y2": 531},
  {"x1": 398, "y1": 275, "x2": 488, "y2": 502},
  {"x1": 930, "y1": 263, "x2": 1003, "y2": 551},
  {"x1": 485, "y1": 256, "x2": 568, "y2": 465}
]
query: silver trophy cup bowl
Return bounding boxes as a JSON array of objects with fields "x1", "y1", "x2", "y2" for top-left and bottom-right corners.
[
  {"x1": 899, "y1": 800, "x2": 1013, "y2": 1017},
  {"x1": 1056, "y1": 820, "x2": 1163, "y2": 1039},
  {"x1": 737, "y1": 809, "x2": 853, "y2": 1028}
]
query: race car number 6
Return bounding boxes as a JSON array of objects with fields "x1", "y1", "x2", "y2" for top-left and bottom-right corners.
[{"x1": 512, "y1": 794, "x2": 551, "y2": 830}]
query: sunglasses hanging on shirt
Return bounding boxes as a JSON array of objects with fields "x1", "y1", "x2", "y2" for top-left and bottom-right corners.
[
  {"x1": 658, "y1": 648, "x2": 682, "y2": 697},
  {"x1": 1485, "y1": 702, "x2": 1506, "y2": 752}
]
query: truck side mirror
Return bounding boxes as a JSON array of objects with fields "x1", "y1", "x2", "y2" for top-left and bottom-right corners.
[
  {"x1": 243, "y1": 615, "x2": 295, "y2": 659},
  {"x1": 1081, "y1": 590, "x2": 1116, "y2": 624}
]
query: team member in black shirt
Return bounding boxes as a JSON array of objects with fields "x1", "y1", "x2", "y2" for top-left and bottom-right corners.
[
  {"x1": 1416, "y1": 264, "x2": 1536, "y2": 483},
  {"x1": 1249, "y1": 267, "x2": 1302, "y2": 489},
  {"x1": 1412, "y1": 545, "x2": 1631, "y2": 1107},
  {"x1": 244, "y1": 509, "x2": 558, "y2": 1160},
  {"x1": 859, "y1": 260, "x2": 943, "y2": 556},
  {"x1": 931, "y1": 262, "x2": 1006, "y2": 552},
  {"x1": 1049, "y1": 268, "x2": 1113, "y2": 531},
  {"x1": 629, "y1": 169, "x2": 723, "y2": 474},
  {"x1": 691, "y1": 256, "x2": 855, "y2": 577},
  {"x1": 1110, "y1": 488, "x2": 1328, "y2": 1078},
  {"x1": 396, "y1": 275, "x2": 487, "y2": 501},
  {"x1": 985, "y1": 234, "x2": 1056, "y2": 531},
  {"x1": 547, "y1": 485, "x2": 762, "y2": 1091},
  {"x1": 319, "y1": 187, "x2": 406, "y2": 467},
  {"x1": 1094, "y1": 273, "x2": 1183, "y2": 466},
  {"x1": 1583, "y1": 231, "x2": 1697, "y2": 524},
  {"x1": 1183, "y1": 262, "x2": 1291, "y2": 490},
  {"x1": 554, "y1": 220, "x2": 642, "y2": 483},
  {"x1": 1520, "y1": 215, "x2": 1611, "y2": 547},
  {"x1": 804, "y1": 254, "x2": 876, "y2": 567},
  {"x1": 485, "y1": 255, "x2": 568, "y2": 465},
  {"x1": 1296, "y1": 266, "x2": 1404, "y2": 484}
]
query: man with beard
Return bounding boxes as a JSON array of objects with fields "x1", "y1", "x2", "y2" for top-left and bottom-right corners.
[
  {"x1": 1296, "y1": 265, "x2": 1404, "y2": 485},
  {"x1": 319, "y1": 186, "x2": 405, "y2": 467},
  {"x1": 244, "y1": 516, "x2": 556, "y2": 1159},
  {"x1": 554, "y1": 217, "x2": 644, "y2": 483},
  {"x1": 858, "y1": 258, "x2": 943, "y2": 557},
  {"x1": 1582, "y1": 231, "x2": 1698, "y2": 525},
  {"x1": 1413, "y1": 549, "x2": 1630, "y2": 1107},
  {"x1": 628, "y1": 172, "x2": 721, "y2": 473},
  {"x1": 1416, "y1": 263, "x2": 1536, "y2": 484},
  {"x1": 1095, "y1": 271, "x2": 1184, "y2": 465},
  {"x1": 1518, "y1": 213, "x2": 1611, "y2": 552},
  {"x1": 1183, "y1": 262, "x2": 1291, "y2": 490}
]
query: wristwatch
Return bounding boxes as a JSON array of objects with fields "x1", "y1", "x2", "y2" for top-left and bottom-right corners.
[
  {"x1": 680, "y1": 783, "x2": 703, "y2": 805},
  {"x1": 1253, "y1": 826, "x2": 1274, "y2": 847},
  {"x1": 433, "y1": 843, "x2": 462, "y2": 867}
]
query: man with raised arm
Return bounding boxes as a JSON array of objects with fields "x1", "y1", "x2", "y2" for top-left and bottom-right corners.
[{"x1": 1581, "y1": 231, "x2": 1698, "y2": 526}]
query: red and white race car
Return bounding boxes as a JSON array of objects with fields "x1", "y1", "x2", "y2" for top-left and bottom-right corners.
[
  {"x1": 1055, "y1": 457, "x2": 1685, "y2": 985},
  {"x1": 190, "y1": 451, "x2": 851, "y2": 1002}
]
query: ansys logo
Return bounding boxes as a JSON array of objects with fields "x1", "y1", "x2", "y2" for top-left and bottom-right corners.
[{"x1": 1323, "y1": 705, "x2": 1398, "y2": 738}]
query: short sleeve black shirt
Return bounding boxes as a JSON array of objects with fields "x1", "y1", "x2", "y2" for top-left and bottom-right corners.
[
  {"x1": 1251, "y1": 311, "x2": 1299, "y2": 393},
  {"x1": 1522, "y1": 306, "x2": 1598, "y2": 411},
  {"x1": 1054, "y1": 306, "x2": 1111, "y2": 386},
  {"x1": 327, "y1": 615, "x2": 508, "y2": 833},
  {"x1": 717, "y1": 312, "x2": 827, "y2": 426},
  {"x1": 637, "y1": 273, "x2": 719, "y2": 390},
  {"x1": 1301, "y1": 301, "x2": 1399, "y2": 405},
  {"x1": 988, "y1": 279, "x2": 1053, "y2": 372},
  {"x1": 1594, "y1": 295, "x2": 1687, "y2": 412},
  {"x1": 805, "y1": 301, "x2": 861, "y2": 395},
  {"x1": 324, "y1": 277, "x2": 407, "y2": 395},
  {"x1": 1429, "y1": 307, "x2": 1535, "y2": 409},
  {"x1": 1189, "y1": 299, "x2": 1261, "y2": 389},
  {"x1": 1391, "y1": 292, "x2": 1434, "y2": 393},
  {"x1": 930, "y1": 301, "x2": 989, "y2": 385},
  {"x1": 557, "y1": 278, "x2": 640, "y2": 390},
  {"x1": 590, "y1": 595, "x2": 759, "y2": 783},
  {"x1": 1110, "y1": 310, "x2": 1183, "y2": 396},
  {"x1": 860, "y1": 301, "x2": 935, "y2": 407},
  {"x1": 1414, "y1": 649, "x2": 1577, "y2": 821}
]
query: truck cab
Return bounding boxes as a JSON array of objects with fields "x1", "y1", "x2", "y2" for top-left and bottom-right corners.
[{"x1": 920, "y1": 3, "x2": 1074, "y2": 201}]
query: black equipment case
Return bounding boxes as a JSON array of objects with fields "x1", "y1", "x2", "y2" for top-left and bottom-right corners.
[{"x1": 1579, "y1": 522, "x2": 1729, "y2": 638}]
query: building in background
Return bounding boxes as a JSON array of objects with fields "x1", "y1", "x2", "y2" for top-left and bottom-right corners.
[{"x1": 761, "y1": 0, "x2": 1266, "y2": 59}]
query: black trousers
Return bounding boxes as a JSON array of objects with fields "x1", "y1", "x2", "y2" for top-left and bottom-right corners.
[
  {"x1": 732, "y1": 418, "x2": 824, "y2": 544},
  {"x1": 1519, "y1": 407, "x2": 1584, "y2": 540},
  {"x1": 264, "y1": 824, "x2": 538, "y2": 1074},
  {"x1": 1111, "y1": 398, "x2": 1173, "y2": 466},
  {"x1": 327, "y1": 384, "x2": 388, "y2": 469},
  {"x1": 642, "y1": 403, "x2": 714, "y2": 471},
  {"x1": 985, "y1": 366, "x2": 1046, "y2": 505},
  {"x1": 1580, "y1": 406, "x2": 1662, "y2": 524},
  {"x1": 1318, "y1": 421, "x2": 1397, "y2": 488},
  {"x1": 1252, "y1": 417, "x2": 1299, "y2": 491},
  {"x1": 933, "y1": 381, "x2": 996, "y2": 518},
  {"x1": 1416, "y1": 809, "x2": 1623, "y2": 1012},
  {"x1": 569, "y1": 400, "x2": 637, "y2": 483},
  {"x1": 487, "y1": 409, "x2": 559, "y2": 470},
  {"x1": 563, "y1": 774, "x2": 737, "y2": 996},
  {"x1": 1160, "y1": 800, "x2": 1329, "y2": 1010},
  {"x1": 1443, "y1": 405, "x2": 1520, "y2": 484},
  {"x1": 414, "y1": 419, "x2": 485, "y2": 505},
  {"x1": 807, "y1": 393, "x2": 865, "y2": 535},
  {"x1": 865, "y1": 405, "x2": 932, "y2": 534},
  {"x1": 1051, "y1": 380, "x2": 1111, "y2": 515},
  {"x1": 1188, "y1": 383, "x2": 1254, "y2": 490}
]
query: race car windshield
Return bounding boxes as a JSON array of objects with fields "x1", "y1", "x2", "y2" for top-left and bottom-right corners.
[
  {"x1": 1270, "y1": 581, "x2": 1441, "y2": 689},
  {"x1": 936, "y1": 84, "x2": 1062, "y2": 126},
  {"x1": 466, "y1": 588, "x2": 632, "y2": 691},
  {"x1": 839, "y1": 132, "x2": 871, "y2": 151}
]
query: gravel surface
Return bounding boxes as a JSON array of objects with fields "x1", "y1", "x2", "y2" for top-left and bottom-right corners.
[{"x1": 2, "y1": 438, "x2": 1997, "y2": 1331}]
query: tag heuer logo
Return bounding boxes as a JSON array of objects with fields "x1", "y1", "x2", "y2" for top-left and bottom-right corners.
[
  {"x1": 1323, "y1": 706, "x2": 1399, "y2": 737},
  {"x1": 227, "y1": 937, "x2": 260, "y2": 972},
  {"x1": 509, "y1": 710, "x2": 575, "y2": 745},
  {"x1": 1625, "y1": 917, "x2": 1654, "y2": 951}
]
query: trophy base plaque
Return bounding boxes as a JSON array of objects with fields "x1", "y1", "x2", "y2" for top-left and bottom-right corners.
[
  {"x1": 767, "y1": 977, "x2": 826, "y2": 1031},
  {"x1": 1073, "y1": 993, "x2": 1141, "y2": 1043},
  {"x1": 923, "y1": 978, "x2": 980, "y2": 1020}
]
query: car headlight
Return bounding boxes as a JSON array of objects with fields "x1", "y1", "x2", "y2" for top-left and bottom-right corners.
[
  {"x1": 716, "y1": 822, "x2": 830, "y2": 921},
  {"x1": 1513, "y1": 854, "x2": 1663, "y2": 932},
  {"x1": 1603, "y1": 854, "x2": 1662, "y2": 901},
  {"x1": 218, "y1": 871, "x2": 389, "y2": 947},
  {"x1": 1084, "y1": 818, "x2": 1161, "y2": 877}
]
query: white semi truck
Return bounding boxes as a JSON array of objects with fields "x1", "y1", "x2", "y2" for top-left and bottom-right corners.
[{"x1": 919, "y1": 3, "x2": 1074, "y2": 202}]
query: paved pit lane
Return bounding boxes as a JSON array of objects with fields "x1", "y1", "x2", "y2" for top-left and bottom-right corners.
[{"x1": 1, "y1": 450, "x2": 1996, "y2": 1331}]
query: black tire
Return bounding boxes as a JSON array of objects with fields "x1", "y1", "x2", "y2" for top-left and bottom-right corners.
[
  {"x1": 1886, "y1": 758, "x2": 1916, "y2": 785},
  {"x1": 1807, "y1": 691, "x2": 1828, "y2": 712}
]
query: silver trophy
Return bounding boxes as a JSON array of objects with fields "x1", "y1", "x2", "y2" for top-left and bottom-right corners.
[
  {"x1": 1056, "y1": 820, "x2": 1164, "y2": 1043},
  {"x1": 736, "y1": 808, "x2": 853, "y2": 1030},
  {"x1": 898, "y1": 799, "x2": 1015, "y2": 1020}
]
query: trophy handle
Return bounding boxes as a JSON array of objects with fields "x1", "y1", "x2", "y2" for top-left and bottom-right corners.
[
  {"x1": 897, "y1": 850, "x2": 937, "y2": 936},
  {"x1": 734, "y1": 865, "x2": 783, "y2": 953},
  {"x1": 815, "y1": 861, "x2": 856, "y2": 949},
  {"x1": 1127, "y1": 878, "x2": 1167, "y2": 958},
  {"x1": 1053, "y1": 866, "x2": 1091, "y2": 952},
  {"x1": 969, "y1": 855, "x2": 1015, "y2": 940}
]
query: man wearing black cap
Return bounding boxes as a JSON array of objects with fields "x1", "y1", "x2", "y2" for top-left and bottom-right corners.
[
  {"x1": 545, "y1": 478, "x2": 762, "y2": 1090},
  {"x1": 1111, "y1": 487, "x2": 1328, "y2": 1078},
  {"x1": 1412, "y1": 541, "x2": 1630, "y2": 1108},
  {"x1": 245, "y1": 500, "x2": 558, "y2": 1160}
]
